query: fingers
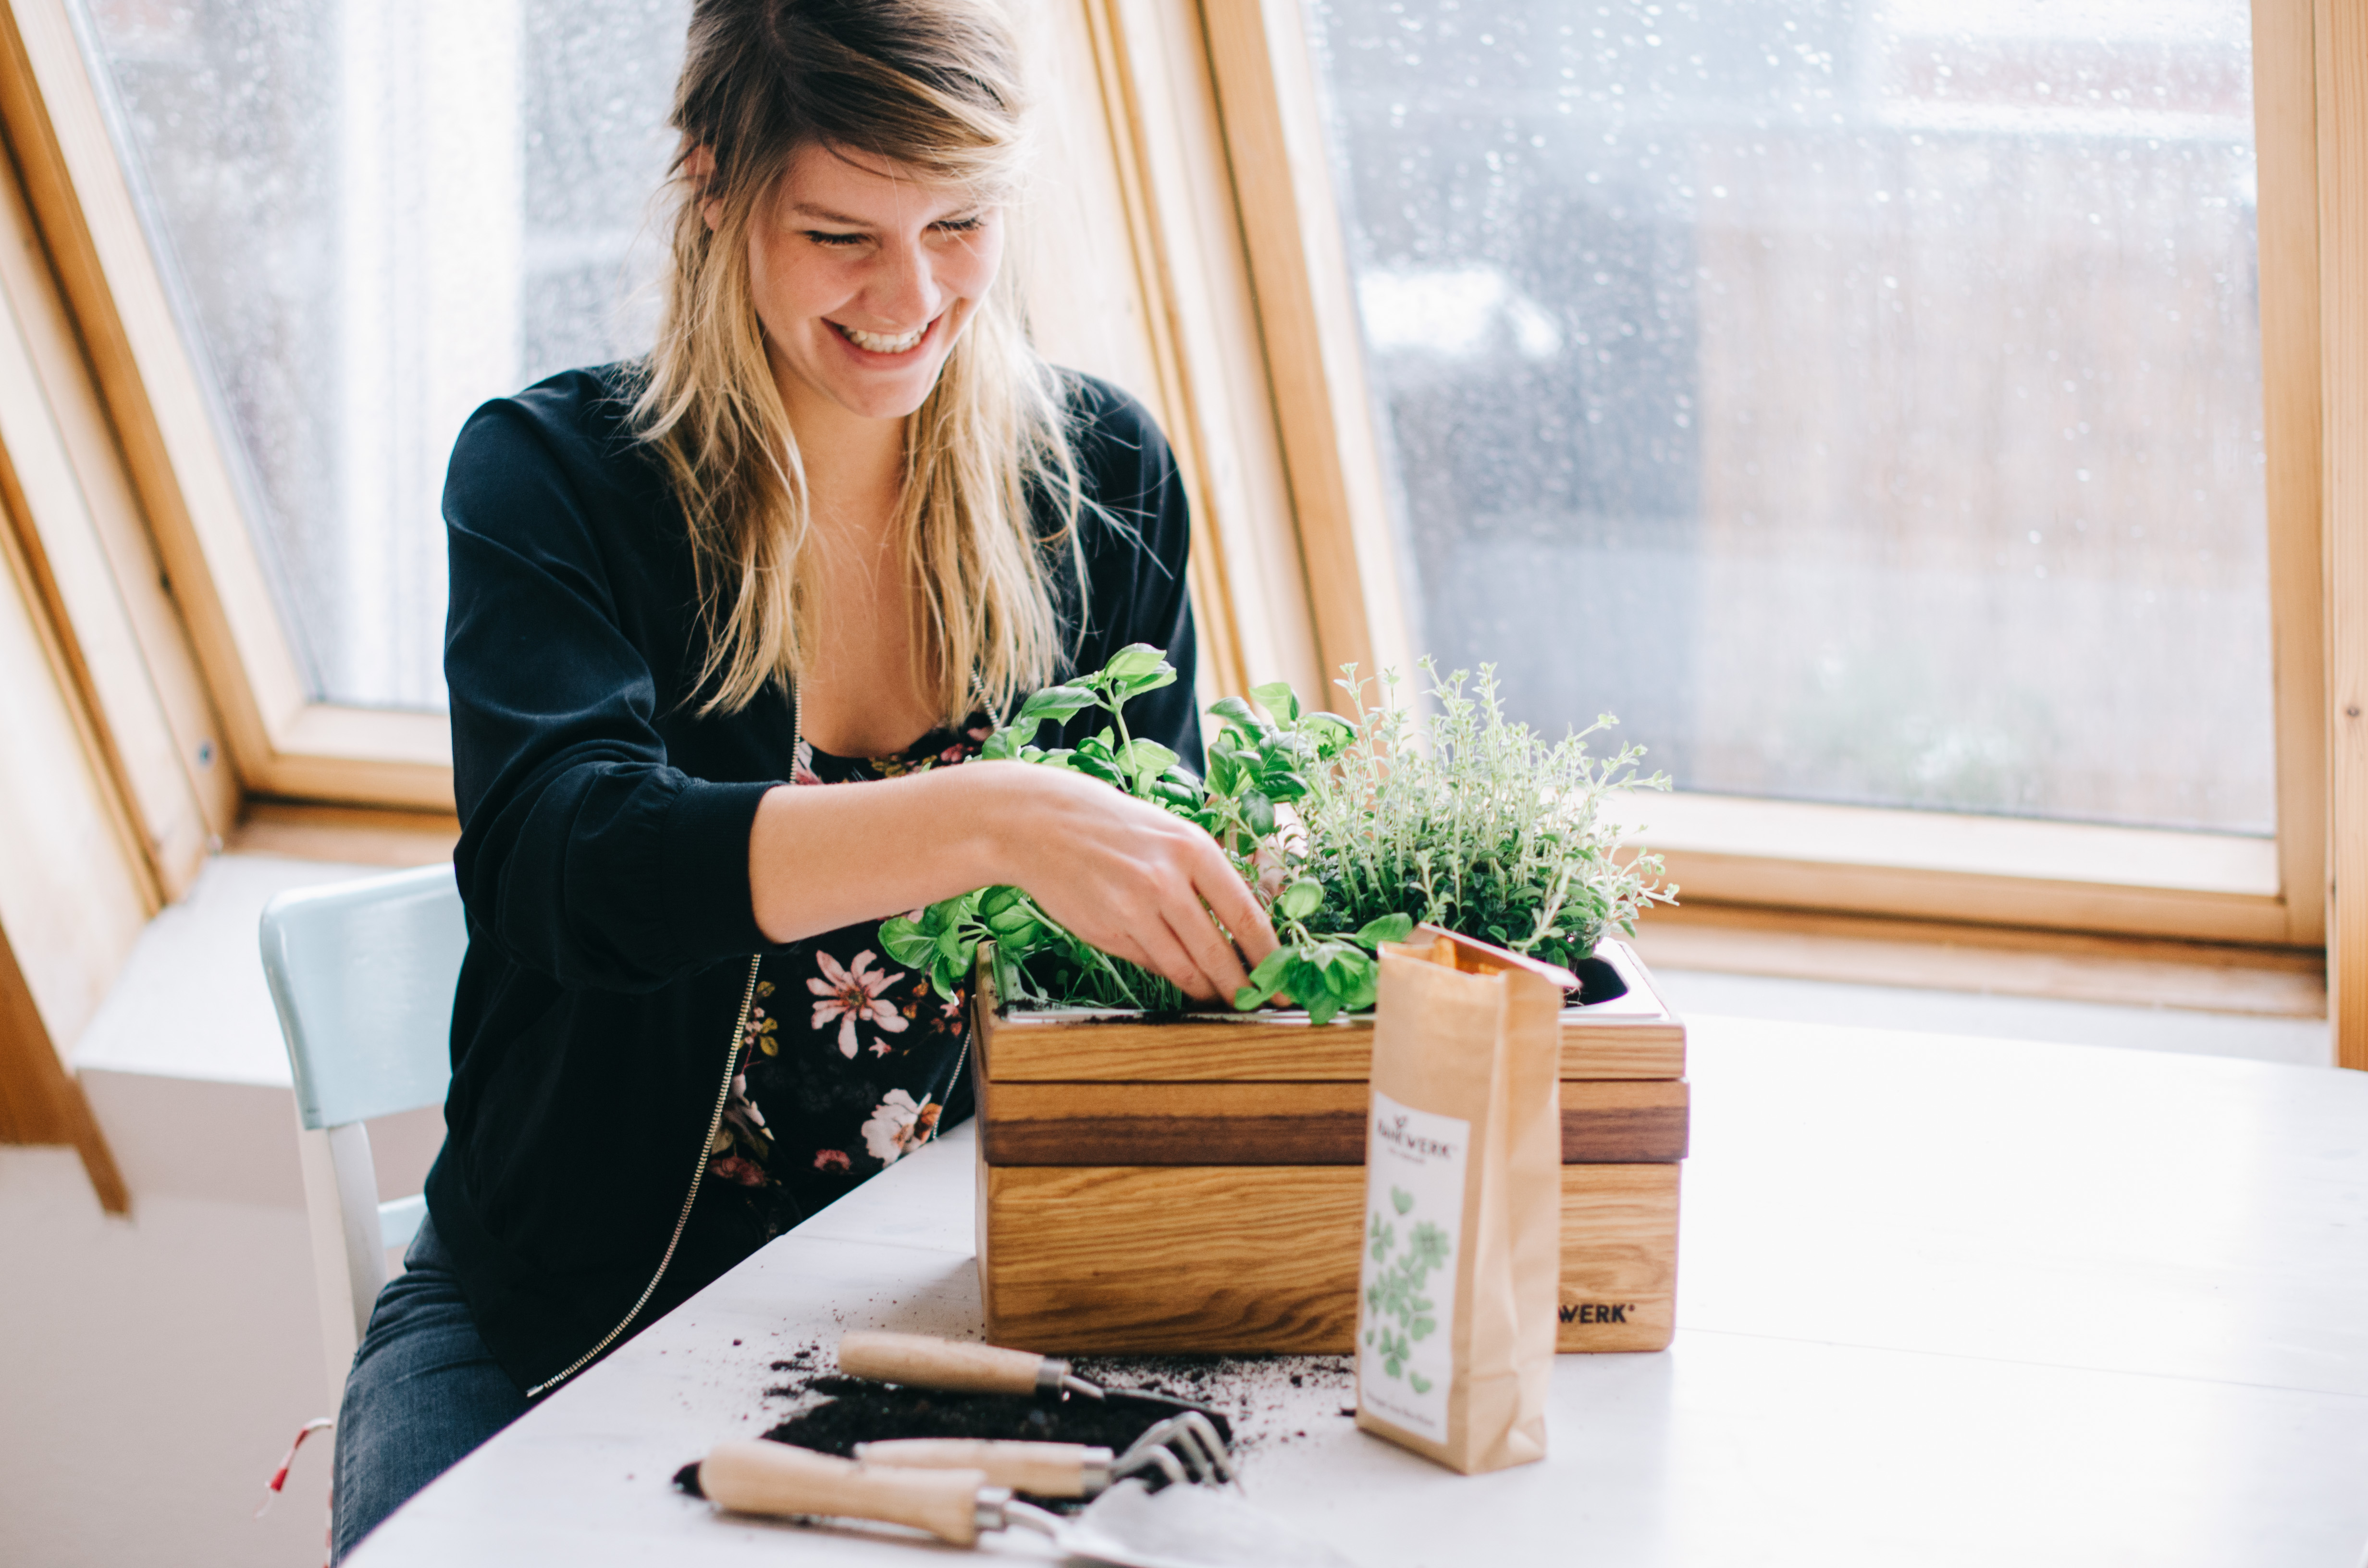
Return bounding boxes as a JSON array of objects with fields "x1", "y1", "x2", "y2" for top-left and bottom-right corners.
[
  {"x1": 1001, "y1": 768, "x2": 1271, "y2": 1005},
  {"x1": 1133, "y1": 915, "x2": 1220, "y2": 1004},
  {"x1": 1192, "y1": 840, "x2": 1277, "y2": 967}
]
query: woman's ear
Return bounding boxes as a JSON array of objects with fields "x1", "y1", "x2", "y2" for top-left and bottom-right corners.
[{"x1": 683, "y1": 142, "x2": 722, "y2": 231}]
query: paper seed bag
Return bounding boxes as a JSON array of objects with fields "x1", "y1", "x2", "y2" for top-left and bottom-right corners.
[{"x1": 1356, "y1": 926, "x2": 1569, "y2": 1473}]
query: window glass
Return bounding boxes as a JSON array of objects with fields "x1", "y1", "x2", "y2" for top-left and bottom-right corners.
[
  {"x1": 77, "y1": 0, "x2": 691, "y2": 710},
  {"x1": 1304, "y1": 0, "x2": 2271, "y2": 833}
]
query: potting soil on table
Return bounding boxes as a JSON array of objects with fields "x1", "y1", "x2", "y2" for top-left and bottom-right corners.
[{"x1": 674, "y1": 1348, "x2": 1355, "y2": 1506}]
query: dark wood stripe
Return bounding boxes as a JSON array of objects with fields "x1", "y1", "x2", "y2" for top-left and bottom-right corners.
[{"x1": 978, "y1": 1080, "x2": 1689, "y2": 1165}]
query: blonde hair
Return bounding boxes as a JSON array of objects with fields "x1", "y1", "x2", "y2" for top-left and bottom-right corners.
[{"x1": 634, "y1": 0, "x2": 1083, "y2": 719}]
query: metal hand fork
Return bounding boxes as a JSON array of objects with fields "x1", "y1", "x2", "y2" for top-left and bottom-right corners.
[
  {"x1": 854, "y1": 1414, "x2": 1228, "y2": 1496},
  {"x1": 700, "y1": 1441, "x2": 1355, "y2": 1568},
  {"x1": 837, "y1": 1331, "x2": 1234, "y2": 1482}
]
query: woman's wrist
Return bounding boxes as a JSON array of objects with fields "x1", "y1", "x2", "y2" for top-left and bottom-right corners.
[{"x1": 745, "y1": 761, "x2": 1038, "y2": 945}]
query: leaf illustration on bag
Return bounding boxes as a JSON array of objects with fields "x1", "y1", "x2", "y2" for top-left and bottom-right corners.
[{"x1": 1364, "y1": 1191, "x2": 1452, "y2": 1382}]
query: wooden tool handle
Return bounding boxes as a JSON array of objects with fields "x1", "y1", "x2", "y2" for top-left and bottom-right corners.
[
  {"x1": 838, "y1": 1330, "x2": 1044, "y2": 1396},
  {"x1": 699, "y1": 1441, "x2": 989, "y2": 1546},
  {"x1": 852, "y1": 1439, "x2": 1108, "y2": 1499}
]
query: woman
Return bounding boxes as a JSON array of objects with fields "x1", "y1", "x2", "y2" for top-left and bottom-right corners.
[{"x1": 328, "y1": 1, "x2": 1273, "y2": 1555}]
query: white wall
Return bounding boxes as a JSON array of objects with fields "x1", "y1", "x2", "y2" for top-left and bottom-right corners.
[{"x1": 0, "y1": 857, "x2": 440, "y2": 1568}]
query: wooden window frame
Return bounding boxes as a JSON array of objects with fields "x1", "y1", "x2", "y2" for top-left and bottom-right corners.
[
  {"x1": 0, "y1": 0, "x2": 453, "y2": 813},
  {"x1": 3, "y1": 0, "x2": 2363, "y2": 1068},
  {"x1": 1118, "y1": 0, "x2": 2353, "y2": 976}
]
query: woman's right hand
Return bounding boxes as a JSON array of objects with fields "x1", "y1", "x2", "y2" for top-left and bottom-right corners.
[{"x1": 981, "y1": 761, "x2": 1277, "y2": 1005}]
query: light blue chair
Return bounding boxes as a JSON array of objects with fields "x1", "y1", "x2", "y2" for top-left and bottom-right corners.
[{"x1": 260, "y1": 863, "x2": 467, "y2": 1401}]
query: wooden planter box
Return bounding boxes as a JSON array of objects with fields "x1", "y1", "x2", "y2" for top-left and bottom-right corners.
[{"x1": 971, "y1": 941, "x2": 1685, "y2": 1355}]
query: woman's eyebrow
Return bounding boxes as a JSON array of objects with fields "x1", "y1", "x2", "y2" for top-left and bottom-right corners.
[
  {"x1": 787, "y1": 203, "x2": 873, "y2": 225},
  {"x1": 787, "y1": 201, "x2": 980, "y2": 226}
]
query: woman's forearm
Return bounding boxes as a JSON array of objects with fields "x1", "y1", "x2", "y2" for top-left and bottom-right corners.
[
  {"x1": 745, "y1": 760, "x2": 1276, "y2": 1000},
  {"x1": 746, "y1": 765, "x2": 1016, "y2": 945}
]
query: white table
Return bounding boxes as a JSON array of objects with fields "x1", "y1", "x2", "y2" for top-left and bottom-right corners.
[{"x1": 353, "y1": 1017, "x2": 2368, "y2": 1567}]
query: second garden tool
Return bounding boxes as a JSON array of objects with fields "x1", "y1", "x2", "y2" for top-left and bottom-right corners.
[
  {"x1": 835, "y1": 1331, "x2": 1234, "y2": 1481},
  {"x1": 699, "y1": 1441, "x2": 1353, "y2": 1568}
]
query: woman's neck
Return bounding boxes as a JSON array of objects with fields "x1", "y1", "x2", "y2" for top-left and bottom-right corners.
[
  {"x1": 778, "y1": 368, "x2": 905, "y2": 527},
  {"x1": 775, "y1": 360, "x2": 942, "y2": 755}
]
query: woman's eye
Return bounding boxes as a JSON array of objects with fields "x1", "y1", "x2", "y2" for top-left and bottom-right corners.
[
  {"x1": 934, "y1": 215, "x2": 986, "y2": 235},
  {"x1": 805, "y1": 230, "x2": 867, "y2": 248}
]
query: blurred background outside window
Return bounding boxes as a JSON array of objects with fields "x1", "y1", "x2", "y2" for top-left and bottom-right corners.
[
  {"x1": 76, "y1": 0, "x2": 691, "y2": 711},
  {"x1": 1305, "y1": 0, "x2": 2272, "y2": 834}
]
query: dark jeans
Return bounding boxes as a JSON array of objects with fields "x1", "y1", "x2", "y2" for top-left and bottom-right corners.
[{"x1": 331, "y1": 1216, "x2": 529, "y2": 1561}]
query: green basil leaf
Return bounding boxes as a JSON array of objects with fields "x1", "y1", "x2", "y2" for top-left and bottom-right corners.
[
  {"x1": 1018, "y1": 684, "x2": 1098, "y2": 723},
  {"x1": 878, "y1": 916, "x2": 935, "y2": 968},
  {"x1": 1260, "y1": 772, "x2": 1308, "y2": 804},
  {"x1": 1355, "y1": 913, "x2": 1415, "y2": 948},
  {"x1": 1207, "y1": 696, "x2": 1259, "y2": 727},
  {"x1": 1118, "y1": 739, "x2": 1179, "y2": 780},
  {"x1": 1275, "y1": 878, "x2": 1323, "y2": 921},
  {"x1": 1250, "y1": 679, "x2": 1299, "y2": 723},
  {"x1": 1241, "y1": 789, "x2": 1276, "y2": 836},
  {"x1": 1101, "y1": 644, "x2": 1170, "y2": 685}
]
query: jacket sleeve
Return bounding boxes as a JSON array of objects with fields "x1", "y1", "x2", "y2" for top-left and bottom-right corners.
[
  {"x1": 1060, "y1": 377, "x2": 1206, "y2": 773},
  {"x1": 443, "y1": 400, "x2": 772, "y2": 992}
]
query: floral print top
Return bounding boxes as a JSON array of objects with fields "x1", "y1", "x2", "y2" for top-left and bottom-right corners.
[{"x1": 692, "y1": 716, "x2": 993, "y2": 1251}]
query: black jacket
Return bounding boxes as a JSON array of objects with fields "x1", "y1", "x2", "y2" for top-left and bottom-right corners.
[{"x1": 427, "y1": 364, "x2": 1201, "y2": 1394}]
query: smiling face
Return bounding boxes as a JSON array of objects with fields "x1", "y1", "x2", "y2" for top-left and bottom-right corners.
[{"x1": 740, "y1": 141, "x2": 1005, "y2": 438}]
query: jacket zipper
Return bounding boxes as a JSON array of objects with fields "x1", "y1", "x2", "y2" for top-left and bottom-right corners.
[{"x1": 527, "y1": 683, "x2": 800, "y2": 1400}]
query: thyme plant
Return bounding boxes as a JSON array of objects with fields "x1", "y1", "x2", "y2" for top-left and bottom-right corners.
[{"x1": 1285, "y1": 662, "x2": 1677, "y2": 980}]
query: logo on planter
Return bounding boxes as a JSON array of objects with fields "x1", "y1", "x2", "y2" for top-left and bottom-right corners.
[{"x1": 1559, "y1": 1302, "x2": 1635, "y2": 1325}]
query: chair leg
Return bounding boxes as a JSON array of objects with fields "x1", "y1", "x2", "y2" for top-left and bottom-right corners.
[{"x1": 296, "y1": 1125, "x2": 362, "y2": 1408}]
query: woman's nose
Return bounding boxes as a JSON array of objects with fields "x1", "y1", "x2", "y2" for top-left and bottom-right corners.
[{"x1": 865, "y1": 238, "x2": 942, "y2": 328}]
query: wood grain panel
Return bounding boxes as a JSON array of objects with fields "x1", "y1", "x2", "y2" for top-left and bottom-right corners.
[
  {"x1": 977, "y1": 939, "x2": 1686, "y2": 1083},
  {"x1": 1196, "y1": 0, "x2": 1414, "y2": 689},
  {"x1": 2319, "y1": 0, "x2": 2368, "y2": 1069},
  {"x1": 981, "y1": 1164, "x2": 1676, "y2": 1354},
  {"x1": 980, "y1": 1010, "x2": 1688, "y2": 1083},
  {"x1": 0, "y1": 0, "x2": 300, "y2": 777},
  {"x1": 1636, "y1": 902, "x2": 2327, "y2": 1018},
  {"x1": 2256, "y1": 0, "x2": 2331, "y2": 949},
  {"x1": 0, "y1": 132, "x2": 231, "y2": 892},
  {"x1": 978, "y1": 1078, "x2": 1688, "y2": 1165},
  {"x1": 1109, "y1": 0, "x2": 1324, "y2": 702}
]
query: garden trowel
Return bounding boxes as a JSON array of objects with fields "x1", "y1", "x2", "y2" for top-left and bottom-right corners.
[
  {"x1": 700, "y1": 1440, "x2": 1356, "y2": 1568},
  {"x1": 836, "y1": 1330, "x2": 1233, "y2": 1480}
]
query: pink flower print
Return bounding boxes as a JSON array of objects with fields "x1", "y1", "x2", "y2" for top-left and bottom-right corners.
[
  {"x1": 861, "y1": 1090, "x2": 939, "y2": 1166},
  {"x1": 809, "y1": 949, "x2": 910, "y2": 1058},
  {"x1": 813, "y1": 1149, "x2": 851, "y2": 1173},
  {"x1": 938, "y1": 743, "x2": 967, "y2": 765},
  {"x1": 711, "y1": 1155, "x2": 766, "y2": 1188},
  {"x1": 793, "y1": 737, "x2": 824, "y2": 788}
]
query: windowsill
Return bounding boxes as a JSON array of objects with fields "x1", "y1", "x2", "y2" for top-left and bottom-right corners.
[
  {"x1": 70, "y1": 852, "x2": 390, "y2": 1086},
  {"x1": 1620, "y1": 791, "x2": 2281, "y2": 896}
]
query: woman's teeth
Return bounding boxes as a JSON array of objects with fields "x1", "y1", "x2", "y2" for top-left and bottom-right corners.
[{"x1": 836, "y1": 321, "x2": 926, "y2": 354}]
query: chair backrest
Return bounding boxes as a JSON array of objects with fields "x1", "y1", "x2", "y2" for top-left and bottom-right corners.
[
  {"x1": 261, "y1": 863, "x2": 466, "y2": 1131},
  {"x1": 259, "y1": 863, "x2": 467, "y2": 1399}
]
